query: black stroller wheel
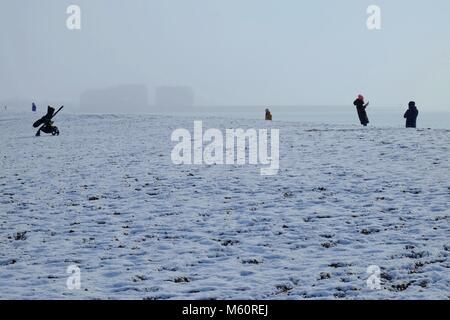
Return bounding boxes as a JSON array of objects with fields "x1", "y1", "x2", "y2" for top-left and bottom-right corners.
[{"x1": 52, "y1": 127, "x2": 59, "y2": 136}]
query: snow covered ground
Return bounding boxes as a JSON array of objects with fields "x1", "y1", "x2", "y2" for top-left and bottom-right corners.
[{"x1": 0, "y1": 112, "x2": 449, "y2": 299}]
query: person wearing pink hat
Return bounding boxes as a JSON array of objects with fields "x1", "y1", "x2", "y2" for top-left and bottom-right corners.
[{"x1": 353, "y1": 94, "x2": 370, "y2": 126}]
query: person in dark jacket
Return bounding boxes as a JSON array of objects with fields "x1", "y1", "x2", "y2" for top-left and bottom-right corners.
[
  {"x1": 404, "y1": 101, "x2": 419, "y2": 128},
  {"x1": 353, "y1": 94, "x2": 370, "y2": 126}
]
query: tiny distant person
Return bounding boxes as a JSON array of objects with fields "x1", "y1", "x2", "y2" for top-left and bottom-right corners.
[
  {"x1": 353, "y1": 94, "x2": 370, "y2": 126},
  {"x1": 32, "y1": 102, "x2": 37, "y2": 112},
  {"x1": 404, "y1": 101, "x2": 419, "y2": 128},
  {"x1": 265, "y1": 108, "x2": 272, "y2": 121}
]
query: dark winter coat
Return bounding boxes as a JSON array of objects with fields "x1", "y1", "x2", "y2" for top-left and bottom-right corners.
[
  {"x1": 404, "y1": 106, "x2": 419, "y2": 128},
  {"x1": 353, "y1": 99, "x2": 369, "y2": 126}
]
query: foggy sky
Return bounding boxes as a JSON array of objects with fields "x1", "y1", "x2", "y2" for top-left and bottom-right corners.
[{"x1": 1, "y1": 0, "x2": 449, "y2": 111}]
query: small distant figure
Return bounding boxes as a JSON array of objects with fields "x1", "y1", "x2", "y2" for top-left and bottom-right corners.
[
  {"x1": 33, "y1": 106, "x2": 63, "y2": 136},
  {"x1": 4, "y1": 106, "x2": 6, "y2": 111},
  {"x1": 404, "y1": 101, "x2": 419, "y2": 128},
  {"x1": 32, "y1": 102, "x2": 37, "y2": 112},
  {"x1": 265, "y1": 108, "x2": 272, "y2": 121},
  {"x1": 353, "y1": 94, "x2": 370, "y2": 126}
]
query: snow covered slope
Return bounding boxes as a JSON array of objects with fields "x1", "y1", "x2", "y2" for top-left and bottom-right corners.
[{"x1": 0, "y1": 113, "x2": 449, "y2": 299}]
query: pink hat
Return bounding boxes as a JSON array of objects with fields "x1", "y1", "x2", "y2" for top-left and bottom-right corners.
[{"x1": 358, "y1": 94, "x2": 364, "y2": 100}]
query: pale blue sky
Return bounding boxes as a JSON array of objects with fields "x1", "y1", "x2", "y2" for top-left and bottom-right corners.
[{"x1": 0, "y1": 0, "x2": 449, "y2": 110}]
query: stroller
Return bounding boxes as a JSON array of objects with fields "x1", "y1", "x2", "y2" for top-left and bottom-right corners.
[{"x1": 33, "y1": 106, "x2": 63, "y2": 136}]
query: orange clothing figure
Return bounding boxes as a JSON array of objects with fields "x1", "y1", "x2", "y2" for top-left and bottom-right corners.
[{"x1": 265, "y1": 108, "x2": 272, "y2": 121}]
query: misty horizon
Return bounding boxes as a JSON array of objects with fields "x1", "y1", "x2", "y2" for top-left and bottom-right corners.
[{"x1": 1, "y1": 0, "x2": 450, "y2": 112}]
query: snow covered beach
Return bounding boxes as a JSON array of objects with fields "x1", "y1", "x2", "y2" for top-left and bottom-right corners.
[{"x1": 0, "y1": 113, "x2": 449, "y2": 299}]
